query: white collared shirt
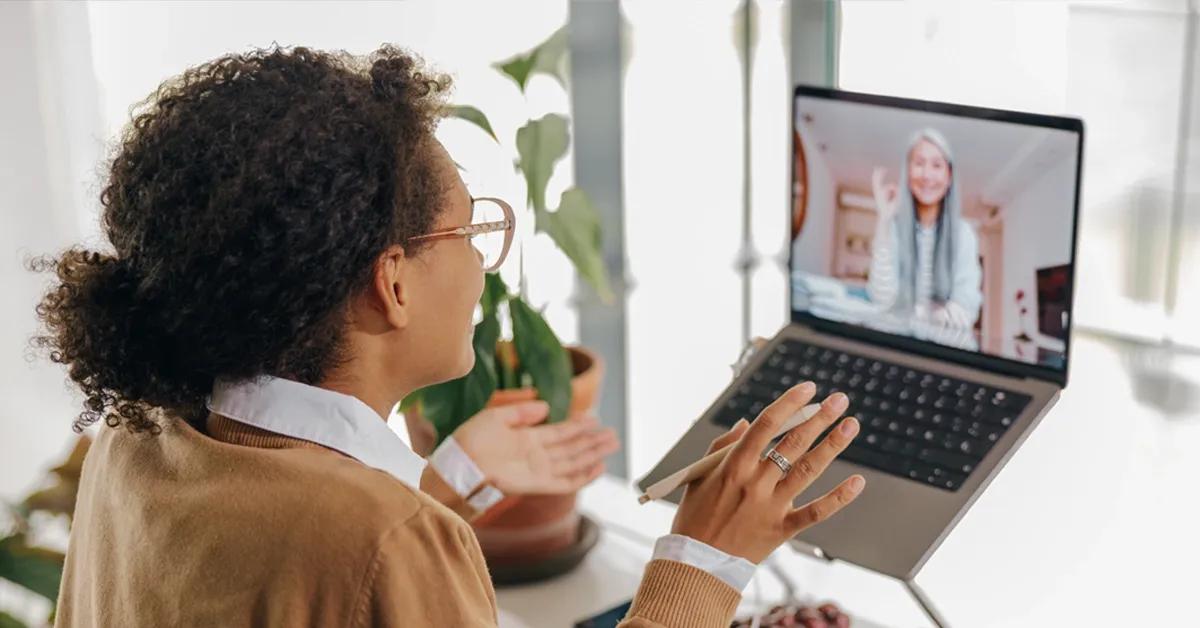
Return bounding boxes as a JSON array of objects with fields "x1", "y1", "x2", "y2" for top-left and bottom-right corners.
[{"x1": 207, "y1": 376, "x2": 755, "y2": 591}]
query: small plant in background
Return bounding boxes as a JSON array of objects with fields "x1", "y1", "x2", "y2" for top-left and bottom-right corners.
[
  {"x1": 0, "y1": 436, "x2": 90, "y2": 628},
  {"x1": 403, "y1": 26, "x2": 612, "y2": 444}
]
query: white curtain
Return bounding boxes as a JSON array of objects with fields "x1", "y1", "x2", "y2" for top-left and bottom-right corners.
[{"x1": 0, "y1": 1, "x2": 105, "y2": 505}]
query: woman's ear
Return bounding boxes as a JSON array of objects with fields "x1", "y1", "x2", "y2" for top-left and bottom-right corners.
[{"x1": 371, "y1": 244, "x2": 410, "y2": 329}]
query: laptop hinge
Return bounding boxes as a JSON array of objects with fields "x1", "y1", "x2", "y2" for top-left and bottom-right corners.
[{"x1": 786, "y1": 538, "x2": 833, "y2": 563}]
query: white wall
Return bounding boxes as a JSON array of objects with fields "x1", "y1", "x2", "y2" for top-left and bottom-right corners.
[
  {"x1": 622, "y1": 0, "x2": 747, "y2": 479},
  {"x1": 1000, "y1": 156, "x2": 1078, "y2": 355}
]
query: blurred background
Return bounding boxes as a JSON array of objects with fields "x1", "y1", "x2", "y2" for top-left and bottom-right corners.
[{"x1": 3, "y1": 1, "x2": 1199, "y2": 626}]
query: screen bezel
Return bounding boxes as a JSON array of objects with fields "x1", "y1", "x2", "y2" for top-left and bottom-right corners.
[{"x1": 789, "y1": 85, "x2": 1084, "y2": 388}]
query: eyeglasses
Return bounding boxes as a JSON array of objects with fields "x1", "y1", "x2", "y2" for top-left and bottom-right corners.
[{"x1": 408, "y1": 197, "x2": 515, "y2": 272}]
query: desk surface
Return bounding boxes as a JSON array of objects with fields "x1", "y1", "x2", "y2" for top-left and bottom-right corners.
[{"x1": 497, "y1": 334, "x2": 1200, "y2": 627}]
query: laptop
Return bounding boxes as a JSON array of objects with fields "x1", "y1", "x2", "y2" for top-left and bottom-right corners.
[{"x1": 638, "y1": 85, "x2": 1084, "y2": 582}]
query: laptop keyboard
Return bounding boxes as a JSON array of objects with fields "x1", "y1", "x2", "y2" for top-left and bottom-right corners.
[{"x1": 712, "y1": 339, "x2": 1031, "y2": 491}]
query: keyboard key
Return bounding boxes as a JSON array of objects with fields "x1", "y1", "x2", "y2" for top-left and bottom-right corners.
[
  {"x1": 938, "y1": 472, "x2": 966, "y2": 490},
  {"x1": 841, "y1": 446, "x2": 911, "y2": 476},
  {"x1": 918, "y1": 447, "x2": 976, "y2": 474}
]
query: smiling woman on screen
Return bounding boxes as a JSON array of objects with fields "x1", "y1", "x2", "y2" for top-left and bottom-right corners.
[{"x1": 867, "y1": 128, "x2": 982, "y2": 329}]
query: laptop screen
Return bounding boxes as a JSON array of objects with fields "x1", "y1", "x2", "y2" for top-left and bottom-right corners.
[{"x1": 790, "y1": 87, "x2": 1082, "y2": 374}]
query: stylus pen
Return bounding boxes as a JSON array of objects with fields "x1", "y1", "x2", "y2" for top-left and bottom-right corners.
[{"x1": 637, "y1": 403, "x2": 823, "y2": 505}]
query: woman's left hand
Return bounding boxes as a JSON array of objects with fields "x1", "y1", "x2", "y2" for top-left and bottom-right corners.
[{"x1": 451, "y1": 401, "x2": 619, "y2": 495}]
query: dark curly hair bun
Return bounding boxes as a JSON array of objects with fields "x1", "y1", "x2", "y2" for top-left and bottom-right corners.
[{"x1": 33, "y1": 45, "x2": 451, "y2": 433}]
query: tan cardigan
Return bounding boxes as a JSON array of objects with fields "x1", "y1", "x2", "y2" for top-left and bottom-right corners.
[{"x1": 55, "y1": 415, "x2": 741, "y2": 627}]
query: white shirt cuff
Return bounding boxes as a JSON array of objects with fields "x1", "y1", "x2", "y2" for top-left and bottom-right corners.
[
  {"x1": 651, "y1": 534, "x2": 756, "y2": 592},
  {"x1": 428, "y1": 436, "x2": 505, "y2": 511}
]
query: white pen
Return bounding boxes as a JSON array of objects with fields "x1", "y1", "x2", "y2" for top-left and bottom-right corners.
[{"x1": 637, "y1": 403, "x2": 823, "y2": 505}]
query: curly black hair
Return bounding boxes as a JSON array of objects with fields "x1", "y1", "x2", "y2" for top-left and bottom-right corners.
[{"x1": 33, "y1": 45, "x2": 452, "y2": 434}]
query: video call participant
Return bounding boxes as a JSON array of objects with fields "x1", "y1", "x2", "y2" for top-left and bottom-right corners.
[{"x1": 867, "y1": 129, "x2": 982, "y2": 330}]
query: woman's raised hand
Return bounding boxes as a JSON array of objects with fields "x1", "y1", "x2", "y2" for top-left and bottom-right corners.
[
  {"x1": 453, "y1": 402, "x2": 619, "y2": 495},
  {"x1": 872, "y1": 166, "x2": 899, "y2": 222},
  {"x1": 669, "y1": 383, "x2": 865, "y2": 564}
]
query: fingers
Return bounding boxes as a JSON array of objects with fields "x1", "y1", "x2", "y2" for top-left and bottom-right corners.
[
  {"x1": 872, "y1": 166, "x2": 886, "y2": 189},
  {"x1": 550, "y1": 428, "x2": 619, "y2": 466},
  {"x1": 532, "y1": 412, "x2": 599, "y2": 445},
  {"x1": 549, "y1": 436, "x2": 616, "y2": 486},
  {"x1": 728, "y1": 382, "x2": 816, "y2": 469},
  {"x1": 764, "y1": 392, "x2": 850, "y2": 479},
  {"x1": 777, "y1": 416, "x2": 858, "y2": 496},
  {"x1": 784, "y1": 474, "x2": 866, "y2": 535},
  {"x1": 706, "y1": 418, "x2": 749, "y2": 455},
  {"x1": 549, "y1": 461, "x2": 606, "y2": 494},
  {"x1": 495, "y1": 401, "x2": 551, "y2": 427}
]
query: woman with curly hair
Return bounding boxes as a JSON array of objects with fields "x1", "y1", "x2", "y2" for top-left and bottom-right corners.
[{"x1": 36, "y1": 46, "x2": 863, "y2": 627}]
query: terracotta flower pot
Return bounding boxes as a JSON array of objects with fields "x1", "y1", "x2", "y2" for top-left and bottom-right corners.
[{"x1": 403, "y1": 345, "x2": 605, "y2": 569}]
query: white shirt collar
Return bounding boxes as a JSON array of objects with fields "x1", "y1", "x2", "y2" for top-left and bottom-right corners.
[{"x1": 206, "y1": 376, "x2": 427, "y2": 489}]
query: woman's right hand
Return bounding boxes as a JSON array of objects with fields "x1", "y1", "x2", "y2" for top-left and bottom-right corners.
[
  {"x1": 670, "y1": 383, "x2": 864, "y2": 564},
  {"x1": 871, "y1": 166, "x2": 899, "y2": 223}
]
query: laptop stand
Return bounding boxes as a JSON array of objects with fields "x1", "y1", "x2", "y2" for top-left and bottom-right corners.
[{"x1": 787, "y1": 539, "x2": 951, "y2": 628}]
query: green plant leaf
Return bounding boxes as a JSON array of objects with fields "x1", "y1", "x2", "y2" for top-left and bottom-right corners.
[
  {"x1": 0, "y1": 611, "x2": 28, "y2": 628},
  {"x1": 493, "y1": 26, "x2": 570, "y2": 92},
  {"x1": 538, "y1": 187, "x2": 614, "y2": 302},
  {"x1": 0, "y1": 535, "x2": 64, "y2": 602},
  {"x1": 481, "y1": 272, "x2": 509, "y2": 319},
  {"x1": 419, "y1": 313, "x2": 501, "y2": 445},
  {"x1": 515, "y1": 114, "x2": 570, "y2": 214},
  {"x1": 509, "y1": 297, "x2": 572, "y2": 423},
  {"x1": 445, "y1": 105, "x2": 498, "y2": 142}
]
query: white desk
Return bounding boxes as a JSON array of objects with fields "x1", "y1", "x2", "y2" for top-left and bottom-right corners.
[{"x1": 497, "y1": 334, "x2": 1200, "y2": 627}]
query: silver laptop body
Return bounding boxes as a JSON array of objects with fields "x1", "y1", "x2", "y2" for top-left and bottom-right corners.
[{"x1": 638, "y1": 86, "x2": 1084, "y2": 581}]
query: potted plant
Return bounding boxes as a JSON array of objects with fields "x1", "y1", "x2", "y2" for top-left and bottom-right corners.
[{"x1": 399, "y1": 26, "x2": 613, "y2": 578}]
